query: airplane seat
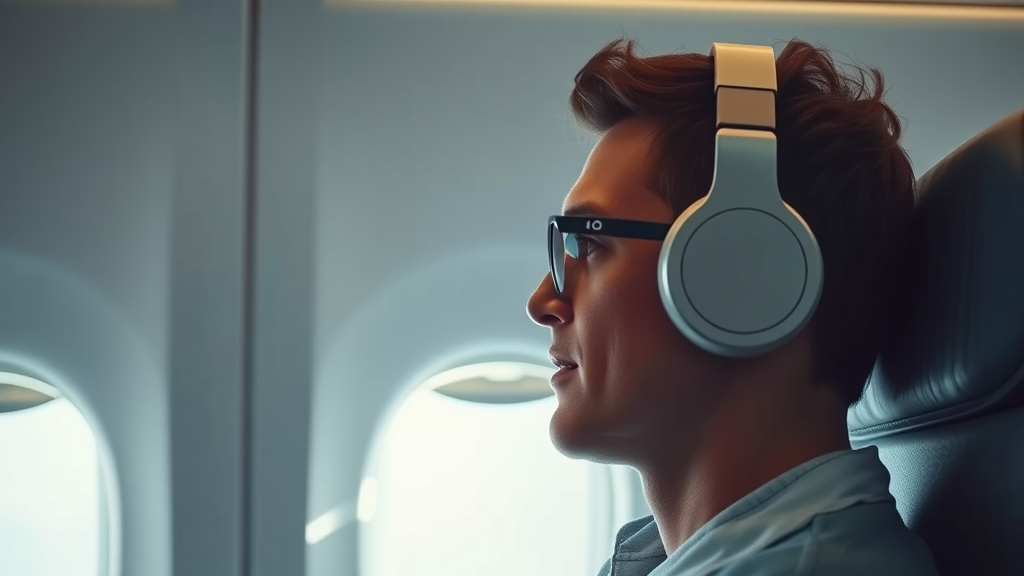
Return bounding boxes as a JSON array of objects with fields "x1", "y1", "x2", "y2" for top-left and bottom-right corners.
[{"x1": 848, "y1": 109, "x2": 1024, "y2": 576}]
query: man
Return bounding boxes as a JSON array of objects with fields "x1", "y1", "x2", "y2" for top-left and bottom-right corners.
[{"x1": 526, "y1": 38, "x2": 940, "y2": 576}]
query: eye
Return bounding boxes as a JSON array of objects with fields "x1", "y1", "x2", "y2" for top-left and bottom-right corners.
[{"x1": 565, "y1": 234, "x2": 601, "y2": 259}]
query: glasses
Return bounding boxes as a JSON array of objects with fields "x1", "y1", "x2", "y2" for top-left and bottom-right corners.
[{"x1": 548, "y1": 215, "x2": 671, "y2": 294}]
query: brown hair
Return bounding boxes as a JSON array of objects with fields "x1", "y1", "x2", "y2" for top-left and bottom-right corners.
[{"x1": 569, "y1": 39, "x2": 915, "y2": 407}]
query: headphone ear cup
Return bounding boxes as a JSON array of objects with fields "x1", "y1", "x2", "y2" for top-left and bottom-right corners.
[{"x1": 658, "y1": 132, "x2": 823, "y2": 358}]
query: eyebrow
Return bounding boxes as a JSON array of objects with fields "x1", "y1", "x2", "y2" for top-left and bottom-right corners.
[{"x1": 562, "y1": 200, "x2": 612, "y2": 218}]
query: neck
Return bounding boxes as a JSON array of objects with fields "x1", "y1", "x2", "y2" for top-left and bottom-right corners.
[{"x1": 635, "y1": 379, "x2": 851, "y2": 556}]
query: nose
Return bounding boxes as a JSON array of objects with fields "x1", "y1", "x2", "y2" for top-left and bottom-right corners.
[{"x1": 526, "y1": 272, "x2": 573, "y2": 327}]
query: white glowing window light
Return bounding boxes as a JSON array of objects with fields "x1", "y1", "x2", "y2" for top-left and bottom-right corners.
[
  {"x1": 353, "y1": 361, "x2": 608, "y2": 576},
  {"x1": 0, "y1": 372, "x2": 102, "y2": 576}
]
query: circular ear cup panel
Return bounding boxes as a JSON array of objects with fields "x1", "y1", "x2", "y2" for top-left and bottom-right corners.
[
  {"x1": 659, "y1": 202, "x2": 822, "y2": 357},
  {"x1": 682, "y1": 208, "x2": 807, "y2": 334}
]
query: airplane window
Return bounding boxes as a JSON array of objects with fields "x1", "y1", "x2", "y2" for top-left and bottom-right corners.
[
  {"x1": 0, "y1": 372, "x2": 104, "y2": 576},
  {"x1": 361, "y1": 361, "x2": 610, "y2": 576}
]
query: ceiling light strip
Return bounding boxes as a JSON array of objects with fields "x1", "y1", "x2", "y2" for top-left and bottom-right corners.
[{"x1": 326, "y1": 0, "x2": 1024, "y2": 21}]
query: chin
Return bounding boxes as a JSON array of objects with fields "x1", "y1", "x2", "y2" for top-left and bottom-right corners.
[{"x1": 548, "y1": 403, "x2": 627, "y2": 465}]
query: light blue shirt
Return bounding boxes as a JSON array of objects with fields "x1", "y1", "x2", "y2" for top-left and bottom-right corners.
[{"x1": 597, "y1": 447, "x2": 939, "y2": 576}]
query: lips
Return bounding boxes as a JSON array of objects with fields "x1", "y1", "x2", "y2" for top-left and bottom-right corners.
[
  {"x1": 548, "y1": 350, "x2": 579, "y2": 388},
  {"x1": 549, "y1": 352, "x2": 578, "y2": 370}
]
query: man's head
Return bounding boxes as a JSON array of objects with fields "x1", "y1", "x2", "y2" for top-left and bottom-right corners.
[{"x1": 526, "y1": 39, "x2": 914, "y2": 467}]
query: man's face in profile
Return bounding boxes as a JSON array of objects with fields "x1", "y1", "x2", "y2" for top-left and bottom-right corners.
[{"x1": 527, "y1": 118, "x2": 728, "y2": 466}]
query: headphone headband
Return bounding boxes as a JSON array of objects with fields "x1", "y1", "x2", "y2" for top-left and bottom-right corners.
[
  {"x1": 711, "y1": 43, "x2": 777, "y2": 132},
  {"x1": 711, "y1": 43, "x2": 778, "y2": 92}
]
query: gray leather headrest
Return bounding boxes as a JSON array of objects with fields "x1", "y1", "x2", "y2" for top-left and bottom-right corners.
[{"x1": 848, "y1": 109, "x2": 1024, "y2": 443}]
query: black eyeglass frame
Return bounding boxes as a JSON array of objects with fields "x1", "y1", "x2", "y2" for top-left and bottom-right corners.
[{"x1": 547, "y1": 215, "x2": 672, "y2": 294}]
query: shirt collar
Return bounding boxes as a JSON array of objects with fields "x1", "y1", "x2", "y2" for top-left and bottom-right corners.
[{"x1": 609, "y1": 446, "x2": 896, "y2": 576}]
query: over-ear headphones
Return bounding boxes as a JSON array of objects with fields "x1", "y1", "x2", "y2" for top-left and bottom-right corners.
[{"x1": 657, "y1": 43, "x2": 823, "y2": 358}]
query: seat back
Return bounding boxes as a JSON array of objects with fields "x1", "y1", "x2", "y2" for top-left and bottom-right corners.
[{"x1": 849, "y1": 109, "x2": 1024, "y2": 576}]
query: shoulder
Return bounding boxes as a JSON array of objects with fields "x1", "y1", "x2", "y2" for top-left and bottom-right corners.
[{"x1": 708, "y1": 503, "x2": 939, "y2": 576}]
